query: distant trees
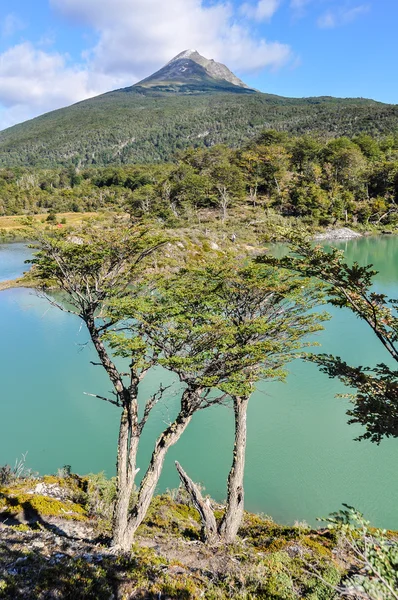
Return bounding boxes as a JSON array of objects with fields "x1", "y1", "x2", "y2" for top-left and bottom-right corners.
[{"x1": 2, "y1": 131, "x2": 398, "y2": 231}]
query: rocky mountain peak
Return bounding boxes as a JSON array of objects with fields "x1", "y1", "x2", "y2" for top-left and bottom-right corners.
[
  {"x1": 135, "y1": 49, "x2": 251, "y2": 92},
  {"x1": 168, "y1": 49, "x2": 198, "y2": 62}
]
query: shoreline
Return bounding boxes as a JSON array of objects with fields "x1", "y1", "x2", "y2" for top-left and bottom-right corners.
[
  {"x1": 313, "y1": 227, "x2": 363, "y2": 241},
  {"x1": 0, "y1": 277, "x2": 36, "y2": 291}
]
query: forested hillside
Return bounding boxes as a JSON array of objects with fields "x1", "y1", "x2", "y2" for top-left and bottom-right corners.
[
  {"x1": 0, "y1": 86, "x2": 397, "y2": 168},
  {"x1": 1, "y1": 131, "x2": 398, "y2": 233}
]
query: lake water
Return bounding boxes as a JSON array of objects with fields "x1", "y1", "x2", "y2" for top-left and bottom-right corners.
[
  {"x1": 0, "y1": 243, "x2": 33, "y2": 282},
  {"x1": 0, "y1": 237, "x2": 397, "y2": 529}
]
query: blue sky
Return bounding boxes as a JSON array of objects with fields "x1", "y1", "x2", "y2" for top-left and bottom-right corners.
[{"x1": 0, "y1": 0, "x2": 396, "y2": 130}]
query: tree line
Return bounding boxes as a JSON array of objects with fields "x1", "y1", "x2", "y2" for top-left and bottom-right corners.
[{"x1": 3, "y1": 130, "x2": 398, "y2": 232}]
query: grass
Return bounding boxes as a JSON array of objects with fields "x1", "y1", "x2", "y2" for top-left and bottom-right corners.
[
  {"x1": 0, "y1": 475, "x2": 347, "y2": 599},
  {"x1": 1, "y1": 473, "x2": 397, "y2": 599},
  {"x1": 0, "y1": 212, "x2": 98, "y2": 232}
]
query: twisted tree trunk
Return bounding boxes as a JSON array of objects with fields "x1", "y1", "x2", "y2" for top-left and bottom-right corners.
[
  {"x1": 85, "y1": 313, "x2": 141, "y2": 549},
  {"x1": 175, "y1": 395, "x2": 250, "y2": 545},
  {"x1": 219, "y1": 396, "x2": 249, "y2": 542},
  {"x1": 175, "y1": 461, "x2": 218, "y2": 543},
  {"x1": 112, "y1": 403, "x2": 140, "y2": 548},
  {"x1": 118, "y1": 388, "x2": 201, "y2": 550}
]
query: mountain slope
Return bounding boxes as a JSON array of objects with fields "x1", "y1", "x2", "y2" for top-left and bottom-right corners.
[{"x1": 0, "y1": 51, "x2": 397, "y2": 168}]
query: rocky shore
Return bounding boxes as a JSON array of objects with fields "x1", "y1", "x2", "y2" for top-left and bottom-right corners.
[
  {"x1": 0, "y1": 473, "x2": 350, "y2": 599},
  {"x1": 313, "y1": 227, "x2": 362, "y2": 241}
]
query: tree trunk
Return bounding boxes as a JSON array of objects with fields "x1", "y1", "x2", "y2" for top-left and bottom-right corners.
[
  {"x1": 112, "y1": 406, "x2": 131, "y2": 546},
  {"x1": 217, "y1": 185, "x2": 229, "y2": 223},
  {"x1": 119, "y1": 389, "x2": 200, "y2": 550},
  {"x1": 175, "y1": 461, "x2": 219, "y2": 543},
  {"x1": 111, "y1": 405, "x2": 140, "y2": 548},
  {"x1": 84, "y1": 314, "x2": 141, "y2": 550},
  {"x1": 219, "y1": 395, "x2": 249, "y2": 543}
]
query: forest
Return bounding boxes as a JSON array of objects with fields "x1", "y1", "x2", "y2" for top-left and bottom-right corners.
[
  {"x1": 2, "y1": 130, "x2": 398, "y2": 232},
  {"x1": 0, "y1": 90, "x2": 397, "y2": 169}
]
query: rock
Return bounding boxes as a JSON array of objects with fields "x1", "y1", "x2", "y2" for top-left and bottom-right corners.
[
  {"x1": 167, "y1": 564, "x2": 187, "y2": 575},
  {"x1": 286, "y1": 544, "x2": 303, "y2": 557},
  {"x1": 66, "y1": 235, "x2": 84, "y2": 245},
  {"x1": 209, "y1": 242, "x2": 219, "y2": 250},
  {"x1": 30, "y1": 482, "x2": 70, "y2": 500},
  {"x1": 49, "y1": 553, "x2": 67, "y2": 565},
  {"x1": 313, "y1": 227, "x2": 362, "y2": 241},
  {"x1": 82, "y1": 553, "x2": 94, "y2": 563},
  {"x1": 15, "y1": 557, "x2": 28, "y2": 565}
]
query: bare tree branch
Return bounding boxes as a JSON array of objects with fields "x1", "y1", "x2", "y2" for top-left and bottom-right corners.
[{"x1": 83, "y1": 391, "x2": 121, "y2": 408}]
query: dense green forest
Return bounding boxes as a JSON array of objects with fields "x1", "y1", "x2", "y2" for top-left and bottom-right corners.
[
  {"x1": 2, "y1": 130, "x2": 398, "y2": 231},
  {"x1": 0, "y1": 86, "x2": 398, "y2": 168}
]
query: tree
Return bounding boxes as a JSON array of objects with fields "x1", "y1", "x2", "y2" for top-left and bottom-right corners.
[
  {"x1": 258, "y1": 231, "x2": 398, "y2": 443},
  {"x1": 114, "y1": 260, "x2": 325, "y2": 543},
  {"x1": 353, "y1": 133, "x2": 382, "y2": 161},
  {"x1": 321, "y1": 137, "x2": 367, "y2": 190},
  {"x1": 290, "y1": 136, "x2": 321, "y2": 173},
  {"x1": 30, "y1": 223, "x2": 168, "y2": 551},
  {"x1": 320, "y1": 506, "x2": 398, "y2": 599}
]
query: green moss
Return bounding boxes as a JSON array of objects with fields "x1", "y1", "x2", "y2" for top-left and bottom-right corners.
[
  {"x1": 31, "y1": 558, "x2": 112, "y2": 599},
  {"x1": 9, "y1": 524, "x2": 31, "y2": 533},
  {"x1": 173, "y1": 502, "x2": 201, "y2": 522},
  {"x1": 139, "y1": 494, "x2": 201, "y2": 540},
  {"x1": 302, "y1": 536, "x2": 333, "y2": 558},
  {"x1": 0, "y1": 490, "x2": 87, "y2": 521},
  {"x1": 130, "y1": 544, "x2": 165, "y2": 568},
  {"x1": 213, "y1": 509, "x2": 225, "y2": 521},
  {"x1": 160, "y1": 574, "x2": 201, "y2": 598}
]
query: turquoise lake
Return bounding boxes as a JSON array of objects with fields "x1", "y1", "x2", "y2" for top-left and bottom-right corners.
[{"x1": 0, "y1": 237, "x2": 397, "y2": 528}]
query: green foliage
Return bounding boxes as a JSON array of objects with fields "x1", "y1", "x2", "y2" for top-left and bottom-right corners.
[
  {"x1": 46, "y1": 210, "x2": 57, "y2": 223},
  {"x1": 0, "y1": 86, "x2": 397, "y2": 169},
  {"x1": 106, "y1": 258, "x2": 327, "y2": 399},
  {"x1": 322, "y1": 505, "x2": 398, "y2": 599},
  {"x1": 29, "y1": 221, "x2": 166, "y2": 306},
  {"x1": 1, "y1": 131, "x2": 398, "y2": 233},
  {"x1": 85, "y1": 472, "x2": 117, "y2": 532}
]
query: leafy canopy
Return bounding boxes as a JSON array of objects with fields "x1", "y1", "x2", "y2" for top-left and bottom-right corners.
[{"x1": 105, "y1": 258, "x2": 327, "y2": 399}]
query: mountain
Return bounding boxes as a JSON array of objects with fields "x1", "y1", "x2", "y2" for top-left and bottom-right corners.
[
  {"x1": 135, "y1": 49, "x2": 252, "y2": 92},
  {"x1": 0, "y1": 50, "x2": 397, "y2": 168}
]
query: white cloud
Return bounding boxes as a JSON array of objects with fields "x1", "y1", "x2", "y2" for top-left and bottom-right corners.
[
  {"x1": 0, "y1": 0, "x2": 294, "y2": 130},
  {"x1": 242, "y1": 0, "x2": 281, "y2": 22},
  {"x1": 343, "y1": 4, "x2": 370, "y2": 23},
  {"x1": 1, "y1": 13, "x2": 25, "y2": 38},
  {"x1": 50, "y1": 0, "x2": 292, "y2": 78},
  {"x1": 0, "y1": 42, "x2": 125, "y2": 129},
  {"x1": 317, "y1": 3, "x2": 370, "y2": 28},
  {"x1": 317, "y1": 10, "x2": 336, "y2": 28}
]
